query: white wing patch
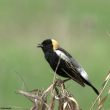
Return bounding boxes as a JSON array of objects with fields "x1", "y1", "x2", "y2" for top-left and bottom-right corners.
[
  {"x1": 77, "y1": 68, "x2": 89, "y2": 80},
  {"x1": 55, "y1": 50, "x2": 70, "y2": 62},
  {"x1": 55, "y1": 50, "x2": 89, "y2": 80}
]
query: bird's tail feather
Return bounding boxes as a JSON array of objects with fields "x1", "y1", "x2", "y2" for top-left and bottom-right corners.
[
  {"x1": 90, "y1": 83, "x2": 99, "y2": 95},
  {"x1": 83, "y1": 79, "x2": 99, "y2": 95}
]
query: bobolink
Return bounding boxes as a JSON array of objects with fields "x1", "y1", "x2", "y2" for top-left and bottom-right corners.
[{"x1": 38, "y1": 39, "x2": 99, "y2": 95}]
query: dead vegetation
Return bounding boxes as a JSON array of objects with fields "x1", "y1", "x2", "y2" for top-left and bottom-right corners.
[
  {"x1": 17, "y1": 79, "x2": 81, "y2": 110},
  {"x1": 17, "y1": 70, "x2": 110, "y2": 110},
  {"x1": 16, "y1": 70, "x2": 110, "y2": 110},
  {"x1": 90, "y1": 71, "x2": 110, "y2": 110},
  {"x1": 0, "y1": 71, "x2": 110, "y2": 110}
]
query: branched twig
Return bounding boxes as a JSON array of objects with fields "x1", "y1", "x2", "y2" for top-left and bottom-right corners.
[{"x1": 16, "y1": 78, "x2": 80, "y2": 110}]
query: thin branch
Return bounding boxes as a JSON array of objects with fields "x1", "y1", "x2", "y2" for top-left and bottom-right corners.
[{"x1": 52, "y1": 56, "x2": 61, "y2": 84}]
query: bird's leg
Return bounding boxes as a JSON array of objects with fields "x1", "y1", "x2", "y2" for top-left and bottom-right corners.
[
  {"x1": 60, "y1": 78, "x2": 70, "y2": 89},
  {"x1": 54, "y1": 78, "x2": 70, "y2": 86},
  {"x1": 63, "y1": 78, "x2": 71, "y2": 83},
  {"x1": 54, "y1": 78, "x2": 70, "y2": 98},
  {"x1": 54, "y1": 78, "x2": 70, "y2": 90}
]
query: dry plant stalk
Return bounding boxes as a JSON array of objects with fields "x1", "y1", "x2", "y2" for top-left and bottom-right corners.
[
  {"x1": 90, "y1": 71, "x2": 110, "y2": 110},
  {"x1": 1, "y1": 70, "x2": 110, "y2": 110},
  {"x1": 17, "y1": 79, "x2": 81, "y2": 110}
]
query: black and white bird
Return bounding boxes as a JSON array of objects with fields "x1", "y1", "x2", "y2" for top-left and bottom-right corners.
[{"x1": 37, "y1": 39, "x2": 99, "y2": 95}]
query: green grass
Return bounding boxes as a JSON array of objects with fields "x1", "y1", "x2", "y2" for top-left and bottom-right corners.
[{"x1": 0, "y1": 0, "x2": 110, "y2": 109}]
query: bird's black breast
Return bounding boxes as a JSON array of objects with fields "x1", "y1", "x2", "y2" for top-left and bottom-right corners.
[
  {"x1": 44, "y1": 51, "x2": 70, "y2": 77},
  {"x1": 45, "y1": 52, "x2": 59, "y2": 69}
]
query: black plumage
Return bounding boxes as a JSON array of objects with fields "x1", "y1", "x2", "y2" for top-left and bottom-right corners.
[{"x1": 38, "y1": 39, "x2": 99, "y2": 95}]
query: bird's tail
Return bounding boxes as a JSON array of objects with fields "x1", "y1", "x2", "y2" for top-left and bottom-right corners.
[
  {"x1": 90, "y1": 83, "x2": 99, "y2": 95},
  {"x1": 83, "y1": 79, "x2": 99, "y2": 95}
]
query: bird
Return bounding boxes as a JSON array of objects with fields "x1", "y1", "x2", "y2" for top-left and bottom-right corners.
[{"x1": 37, "y1": 39, "x2": 99, "y2": 95}]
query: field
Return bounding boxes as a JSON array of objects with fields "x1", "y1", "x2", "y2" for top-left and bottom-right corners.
[{"x1": 0, "y1": 0, "x2": 110, "y2": 109}]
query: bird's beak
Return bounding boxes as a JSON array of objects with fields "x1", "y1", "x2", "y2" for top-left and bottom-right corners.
[{"x1": 37, "y1": 44, "x2": 43, "y2": 48}]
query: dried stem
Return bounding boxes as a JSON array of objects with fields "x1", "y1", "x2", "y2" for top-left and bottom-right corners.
[{"x1": 90, "y1": 71, "x2": 110, "y2": 110}]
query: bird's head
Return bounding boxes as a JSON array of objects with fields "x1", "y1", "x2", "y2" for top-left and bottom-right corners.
[{"x1": 37, "y1": 39, "x2": 59, "y2": 52}]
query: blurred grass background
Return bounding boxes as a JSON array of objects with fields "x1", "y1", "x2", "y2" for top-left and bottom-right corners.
[{"x1": 0, "y1": 0, "x2": 110, "y2": 109}]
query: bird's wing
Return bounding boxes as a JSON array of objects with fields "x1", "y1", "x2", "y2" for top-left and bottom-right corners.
[
  {"x1": 55, "y1": 48, "x2": 87, "y2": 86},
  {"x1": 57, "y1": 48, "x2": 89, "y2": 80}
]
